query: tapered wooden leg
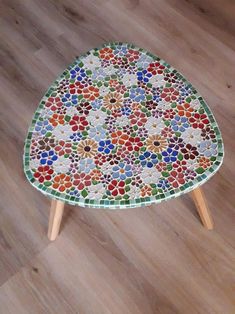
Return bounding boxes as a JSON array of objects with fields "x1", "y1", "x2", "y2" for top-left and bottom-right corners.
[
  {"x1": 190, "y1": 187, "x2": 213, "y2": 230},
  {"x1": 48, "y1": 199, "x2": 65, "y2": 241}
]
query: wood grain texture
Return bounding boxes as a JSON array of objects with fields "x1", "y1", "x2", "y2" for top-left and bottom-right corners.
[{"x1": 0, "y1": 0, "x2": 235, "y2": 313}]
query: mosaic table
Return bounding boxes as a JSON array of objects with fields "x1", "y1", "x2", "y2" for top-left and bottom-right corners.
[{"x1": 24, "y1": 42, "x2": 224, "y2": 240}]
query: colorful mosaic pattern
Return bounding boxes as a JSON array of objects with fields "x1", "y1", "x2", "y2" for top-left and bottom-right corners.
[{"x1": 24, "y1": 42, "x2": 224, "y2": 209}]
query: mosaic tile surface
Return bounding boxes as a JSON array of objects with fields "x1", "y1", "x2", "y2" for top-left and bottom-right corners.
[{"x1": 24, "y1": 42, "x2": 224, "y2": 209}]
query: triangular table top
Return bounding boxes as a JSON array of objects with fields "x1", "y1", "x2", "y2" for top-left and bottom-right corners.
[{"x1": 24, "y1": 42, "x2": 224, "y2": 209}]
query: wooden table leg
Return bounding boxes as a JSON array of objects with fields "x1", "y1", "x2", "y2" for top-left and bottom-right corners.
[
  {"x1": 48, "y1": 199, "x2": 65, "y2": 241},
  {"x1": 190, "y1": 187, "x2": 213, "y2": 230}
]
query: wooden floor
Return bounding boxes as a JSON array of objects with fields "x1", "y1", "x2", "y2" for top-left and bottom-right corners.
[{"x1": 0, "y1": 0, "x2": 235, "y2": 313}]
